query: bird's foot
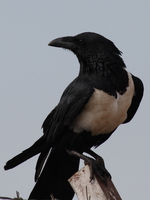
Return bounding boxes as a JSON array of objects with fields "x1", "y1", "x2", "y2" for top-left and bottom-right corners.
[
  {"x1": 66, "y1": 149, "x2": 111, "y2": 185},
  {"x1": 87, "y1": 156, "x2": 111, "y2": 185}
]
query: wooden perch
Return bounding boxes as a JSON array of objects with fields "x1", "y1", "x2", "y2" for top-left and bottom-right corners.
[
  {"x1": 1, "y1": 167, "x2": 121, "y2": 200},
  {"x1": 68, "y1": 165, "x2": 122, "y2": 200}
]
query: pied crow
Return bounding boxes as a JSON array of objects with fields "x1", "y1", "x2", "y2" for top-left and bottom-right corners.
[{"x1": 4, "y1": 32, "x2": 144, "y2": 200}]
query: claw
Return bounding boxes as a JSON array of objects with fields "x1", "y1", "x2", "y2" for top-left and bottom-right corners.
[{"x1": 66, "y1": 149, "x2": 111, "y2": 185}]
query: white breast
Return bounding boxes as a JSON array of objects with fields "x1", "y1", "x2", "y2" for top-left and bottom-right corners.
[{"x1": 69, "y1": 72, "x2": 135, "y2": 136}]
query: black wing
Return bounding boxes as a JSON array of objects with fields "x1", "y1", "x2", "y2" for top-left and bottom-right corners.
[
  {"x1": 123, "y1": 74, "x2": 144, "y2": 123},
  {"x1": 42, "y1": 106, "x2": 57, "y2": 134},
  {"x1": 35, "y1": 77, "x2": 94, "y2": 180}
]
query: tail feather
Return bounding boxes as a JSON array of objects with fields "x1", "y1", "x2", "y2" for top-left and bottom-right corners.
[
  {"x1": 29, "y1": 144, "x2": 80, "y2": 200},
  {"x1": 4, "y1": 136, "x2": 45, "y2": 170}
]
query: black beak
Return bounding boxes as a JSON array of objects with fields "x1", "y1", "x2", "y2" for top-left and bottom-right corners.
[{"x1": 48, "y1": 36, "x2": 74, "y2": 50}]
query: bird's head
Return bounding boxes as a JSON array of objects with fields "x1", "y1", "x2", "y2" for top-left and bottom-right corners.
[
  {"x1": 48, "y1": 32, "x2": 125, "y2": 74},
  {"x1": 49, "y1": 32, "x2": 121, "y2": 57}
]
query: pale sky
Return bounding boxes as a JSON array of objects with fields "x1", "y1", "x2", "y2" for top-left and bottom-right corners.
[{"x1": 0, "y1": 1, "x2": 149, "y2": 199}]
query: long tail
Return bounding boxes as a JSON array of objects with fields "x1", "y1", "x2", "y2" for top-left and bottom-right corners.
[
  {"x1": 4, "y1": 136, "x2": 45, "y2": 170},
  {"x1": 28, "y1": 144, "x2": 80, "y2": 200}
]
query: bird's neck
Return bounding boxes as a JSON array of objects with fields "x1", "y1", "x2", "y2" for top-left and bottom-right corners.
[
  {"x1": 78, "y1": 53, "x2": 126, "y2": 76},
  {"x1": 78, "y1": 53, "x2": 129, "y2": 96}
]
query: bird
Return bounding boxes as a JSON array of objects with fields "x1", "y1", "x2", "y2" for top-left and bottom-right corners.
[{"x1": 4, "y1": 32, "x2": 144, "y2": 200}]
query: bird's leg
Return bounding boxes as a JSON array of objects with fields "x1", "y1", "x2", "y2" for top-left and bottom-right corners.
[
  {"x1": 85, "y1": 149, "x2": 111, "y2": 179},
  {"x1": 66, "y1": 149, "x2": 110, "y2": 185},
  {"x1": 66, "y1": 150, "x2": 94, "y2": 180}
]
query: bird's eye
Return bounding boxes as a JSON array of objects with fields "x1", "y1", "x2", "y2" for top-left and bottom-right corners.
[{"x1": 79, "y1": 39, "x2": 83, "y2": 45}]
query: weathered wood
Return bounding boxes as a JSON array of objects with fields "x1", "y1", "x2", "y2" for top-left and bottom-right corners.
[{"x1": 68, "y1": 165, "x2": 122, "y2": 200}]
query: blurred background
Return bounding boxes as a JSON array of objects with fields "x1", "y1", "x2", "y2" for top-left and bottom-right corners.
[{"x1": 0, "y1": 1, "x2": 149, "y2": 199}]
